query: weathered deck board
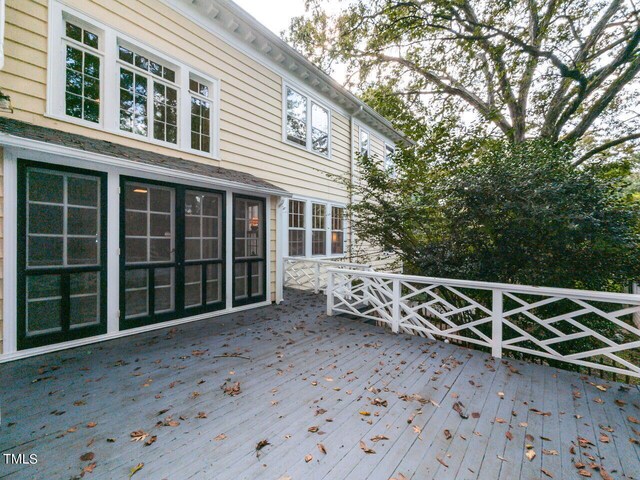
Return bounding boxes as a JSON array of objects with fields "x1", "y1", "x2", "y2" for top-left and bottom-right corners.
[{"x1": 0, "y1": 289, "x2": 638, "y2": 480}]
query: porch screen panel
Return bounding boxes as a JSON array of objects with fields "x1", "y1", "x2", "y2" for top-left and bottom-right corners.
[
  {"x1": 19, "y1": 163, "x2": 106, "y2": 350},
  {"x1": 233, "y1": 196, "x2": 266, "y2": 305}
]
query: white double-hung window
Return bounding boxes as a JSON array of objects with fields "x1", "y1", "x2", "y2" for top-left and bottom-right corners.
[
  {"x1": 284, "y1": 85, "x2": 331, "y2": 157},
  {"x1": 287, "y1": 199, "x2": 346, "y2": 258},
  {"x1": 49, "y1": 2, "x2": 219, "y2": 158}
]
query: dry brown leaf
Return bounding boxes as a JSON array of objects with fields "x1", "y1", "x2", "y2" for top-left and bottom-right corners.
[
  {"x1": 196, "y1": 412, "x2": 207, "y2": 419},
  {"x1": 144, "y1": 435, "x2": 157, "y2": 446},
  {"x1": 372, "y1": 398, "x2": 388, "y2": 407},
  {"x1": 359, "y1": 440, "x2": 376, "y2": 454},
  {"x1": 506, "y1": 431, "x2": 513, "y2": 441},
  {"x1": 413, "y1": 425, "x2": 422, "y2": 434},
  {"x1": 87, "y1": 422, "x2": 97, "y2": 428},
  {"x1": 304, "y1": 454, "x2": 313, "y2": 463},
  {"x1": 317, "y1": 443, "x2": 327, "y2": 454},
  {"x1": 80, "y1": 452, "x2": 95, "y2": 462},
  {"x1": 628, "y1": 416, "x2": 640, "y2": 425},
  {"x1": 390, "y1": 474, "x2": 408, "y2": 480},
  {"x1": 542, "y1": 449, "x2": 559, "y2": 456},
  {"x1": 599, "y1": 434, "x2": 610, "y2": 443},
  {"x1": 223, "y1": 381, "x2": 241, "y2": 396},
  {"x1": 214, "y1": 433, "x2": 227, "y2": 441},
  {"x1": 371, "y1": 434, "x2": 390, "y2": 442},
  {"x1": 577, "y1": 469, "x2": 592, "y2": 477},
  {"x1": 495, "y1": 417, "x2": 507, "y2": 424},
  {"x1": 130, "y1": 430, "x2": 149, "y2": 442},
  {"x1": 359, "y1": 411, "x2": 371, "y2": 416},
  {"x1": 436, "y1": 456, "x2": 449, "y2": 468},
  {"x1": 541, "y1": 468, "x2": 554, "y2": 478},
  {"x1": 525, "y1": 449, "x2": 536, "y2": 461},
  {"x1": 83, "y1": 462, "x2": 97, "y2": 474},
  {"x1": 256, "y1": 439, "x2": 270, "y2": 456},
  {"x1": 444, "y1": 429, "x2": 452, "y2": 440},
  {"x1": 529, "y1": 408, "x2": 551, "y2": 416},
  {"x1": 308, "y1": 426, "x2": 319, "y2": 433},
  {"x1": 471, "y1": 412, "x2": 481, "y2": 419}
]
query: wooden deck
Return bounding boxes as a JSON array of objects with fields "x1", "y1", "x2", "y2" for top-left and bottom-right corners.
[{"x1": 1, "y1": 289, "x2": 639, "y2": 480}]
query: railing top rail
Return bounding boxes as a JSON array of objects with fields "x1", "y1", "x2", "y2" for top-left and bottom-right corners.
[
  {"x1": 284, "y1": 257, "x2": 372, "y2": 269},
  {"x1": 326, "y1": 268, "x2": 640, "y2": 304}
]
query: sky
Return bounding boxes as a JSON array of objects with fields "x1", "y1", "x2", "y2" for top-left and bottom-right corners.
[{"x1": 233, "y1": 0, "x2": 306, "y2": 37}]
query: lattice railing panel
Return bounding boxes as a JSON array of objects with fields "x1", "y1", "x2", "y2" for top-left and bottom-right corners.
[{"x1": 326, "y1": 269, "x2": 640, "y2": 379}]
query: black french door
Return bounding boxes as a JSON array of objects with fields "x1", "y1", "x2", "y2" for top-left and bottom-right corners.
[
  {"x1": 120, "y1": 178, "x2": 225, "y2": 329},
  {"x1": 17, "y1": 161, "x2": 107, "y2": 350},
  {"x1": 233, "y1": 194, "x2": 266, "y2": 307}
]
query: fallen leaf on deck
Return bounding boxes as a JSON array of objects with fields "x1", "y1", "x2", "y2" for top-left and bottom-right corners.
[
  {"x1": 129, "y1": 463, "x2": 143, "y2": 478},
  {"x1": 437, "y1": 456, "x2": 449, "y2": 468},
  {"x1": 529, "y1": 409, "x2": 551, "y2": 416},
  {"x1": 359, "y1": 440, "x2": 376, "y2": 454},
  {"x1": 413, "y1": 425, "x2": 422, "y2": 434},
  {"x1": 255, "y1": 439, "x2": 270, "y2": 457},
  {"x1": 599, "y1": 434, "x2": 610, "y2": 443},
  {"x1": 130, "y1": 430, "x2": 149, "y2": 442},
  {"x1": 144, "y1": 435, "x2": 157, "y2": 446},
  {"x1": 390, "y1": 474, "x2": 408, "y2": 480},
  {"x1": 505, "y1": 431, "x2": 513, "y2": 441},
  {"x1": 196, "y1": 412, "x2": 207, "y2": 419},
  {"x1": 471, "y1": 412, "x2": 480, "y2": 419},
  {"x1": 371, "y1": 434, "x2": 389, "y2": 442},
  {"x1": 80, "y1": 452, "x2": 95, "y2": 462},
  {"x1": 87, "y1": 422, "x2": 97, "y2": 428},
  {"x1": 525, "y1": 449, "x2": 536, "y2": 461},
  {"x1": 542, "y1": 449, "x2": 559, "y2": 456},
  {"x1": 359, "y1": 411, "x2": 371, "y2": 416},
  {"x1": 495, "y1": 417, "x2": 507, "y2": 424},
  {"x1": 305, "y1": 454, "x2": 313, "y2": 463},
  {"x1": 628, "y1": 416, "x2": 640, "y2": 424},
  {"x1": 214, "y1": 434, "x2": 227, "y2": 441},
  {"x1": 372, "y1": 398, "x2": 388, "y2": 407},
  {"x1": 83, "y1": 462, "x2": 97, "y2": 475},
  {"x1": 317, "y1": 443, "x2": 327, "y2": 454},
  {"x1": 444, "y1": 429, "x2": 452, "y2": 440},
  {"x1": 308, "y1": 426, "x2": 319, "y2": 433},
  {"x1": 541, "y1": 468, "x2": 553, "y2": 478},
  {"x1": 222, "y1": 381, "x2": 241, "y2": 396},
  {"x1": 577, "y1": 469, "x2": 592, "y2": 477},
  {"x1": 453, "y1": 401, "x2": 468, "y2": 419}
]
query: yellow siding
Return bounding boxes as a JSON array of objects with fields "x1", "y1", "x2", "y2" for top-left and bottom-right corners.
[{"x1": 0, "y1": 0, "x2": 352, "y2": 203}]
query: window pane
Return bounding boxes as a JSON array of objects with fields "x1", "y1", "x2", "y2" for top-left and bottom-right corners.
[
  {"x1": 118, "y1": 46, "x2": 134, "y2": 64},
  {"x1": 288, "y1": 230, "x2": 305, "y2": 257},
  {"x1": 311, "y1": 104, "x2": 329, "y2": 154},
  {"x1": 68, "y1": 176, "x2": 98, "y2": 207},
  {"x1": 191, "y1": 96, "x2": 211, "y2": 152},
  {"x1": 206, "y1": 264, "x2": 221, "y2": 304},
  {"x1": 65, "y1": 46, "x2": 100, "y2": 123},
  {"x1": 29, "y1": 170, "x2": 64, "y2": 203},
  {"x1": 312, "y1": 231, "x2": 326, "y2": 256},
  {"x1": 150, "y1": 213, "x2": 171, "y2": 237},
  {"x1": 154, "y1": 268, "x2": 174, "y2": 313},
  {"x1": 286, "y1": 87, "x2": 307, "y2": 146},
  {"x1": 234, "y1": 263, "x2": 247, "y2": 300},
  {"x1": 29, "y1": 204, "x2": 63, "y2": 235},
  {"x1": 70, "y1": 272, "x2": 99, "y2": 328},
  {"x1": 27, "y1": 275, "x2": 63, "y2": 335},
  {"x1": 185, "y1": 239, "x2": 201, "y2": 261},
  {"x1": 150, "y1": 238, "x2": 171, "y2": 262},
  {"x1": 65, "y1": 22, "x2": 82, "y2": 42},
  {"x1": 68, "y1": 207, "x2": 98, "y2": 236},
  {"x1": 150, "y1": 188, "x2": 172, "y2": 212},
  {"x1": 312, "y1": 203, "x2": 326, "y2": 229},
  {"x1": 251, "y1": 262, "x2": 264, "y2": 296},
  {"x1": 125, "y1": 269, "x2": 148, "y2": 318},
  {"x1": 360, "y1": 130, "x2": 369, "y2": 156},
  {"x1": 28, "y1": 236, "x2": 63, "y2": 267},
  {"x1": 184, "y1": 265, "x2": 202, "y2": 308},
  {"x1": 126, "y1": 238, "x2": 147, "y2": 263},
  {"x1": 67, "y1": 237, "x2": 98, "y2": 265},
  {"x1": 125, "y1": 184, "x2": 148, "y2": 210},
  {"x1": 83, "y1": 31, "x2": 99, "y2": 49}
]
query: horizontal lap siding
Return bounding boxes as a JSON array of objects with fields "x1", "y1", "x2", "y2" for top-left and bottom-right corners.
[
  {"x1": 0, "y1": 0, "x2": 359, "y2": 332},
  {"x1": 0, "y1": 150, "x2": 3, "y2": 353}
]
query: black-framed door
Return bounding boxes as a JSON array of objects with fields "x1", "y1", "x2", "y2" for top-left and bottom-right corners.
[
  {"x1": 17, "y1": 160, "x2": 108, "y2": 350},
  {"x1": 233, "y1": 194, "x2": 267, "y2": 307},
  {"x1": 120, "y1": 177, "x2": 225, "y2": 329}
]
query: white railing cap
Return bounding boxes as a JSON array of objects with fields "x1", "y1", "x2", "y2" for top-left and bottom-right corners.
[
  {"x1": 326, "y1": 268, "x2": 640, "y2": 304},
  {"x1": 284, "y1": 256, "x2": 372, "y2": 269}
]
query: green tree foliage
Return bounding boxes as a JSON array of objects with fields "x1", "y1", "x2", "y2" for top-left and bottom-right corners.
[
  {"x1": 346, "y1": 134, "x2": 640, "y2": 291},
  {"x1": 287, "y1": 0, "x2": 640, "y2": 164}
]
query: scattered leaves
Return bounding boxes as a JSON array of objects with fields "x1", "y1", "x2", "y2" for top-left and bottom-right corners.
[
  {"x1": 129, "y1": 463, "x2": 144, "y2": 478},
  {"x1": 80, "y1": 452, "x2": 95, "y2": 462},
  {"x1": 130, "y1": 430, "x2": 149, "y2": 442},
  {"x1": 359, "y1": 440, "x2": 376, "y2": 454},
  {"x1": 222, "y1": 381, "x2": 241, "y2": 396},
  {"x1": 371, "y1": 434, "x2": 389, "y2": 442},
  {"x1": 256, "y1": 439, "x2": 270, "y2": 457}
]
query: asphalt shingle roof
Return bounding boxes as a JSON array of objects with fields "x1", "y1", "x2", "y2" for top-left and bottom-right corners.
[{"x1": 0, "y1": 117, "x2": 288, "y2": 194}]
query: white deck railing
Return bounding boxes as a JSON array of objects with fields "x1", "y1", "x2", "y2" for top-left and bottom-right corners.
[
  {"x1": 283, "y1": 257, "x2": 373, "y2": 293},
  {"x1": 326, "y1": 268, "x2": 640, "y2": 378}
]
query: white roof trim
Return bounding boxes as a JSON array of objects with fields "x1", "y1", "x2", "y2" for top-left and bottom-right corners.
[{"x1": 162, "y1": 0, "x2": 413, "y2": 146}]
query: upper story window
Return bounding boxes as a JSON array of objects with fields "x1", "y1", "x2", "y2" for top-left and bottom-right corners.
[
  {"x1": 359, "y1": 128, "x2": 370, "y2": 157},
  {"x1": 284, "y1": 86, "x2": 331, "y2": 157},
  {"x1": 118, "y1": 45, "x2": 178, "y2": 144},
  {"x1": 50, "y1": 4, "x2": 219, "y2": 159},
  {"x1": 64, "y1": 21, "x2": 102, "y2": 124},
  {"x1": 385, "y1": 143, "x2": 396, "y2": 176},
  {"x1": 189, "y1": 76, "x2": 212, "y2": 154}
]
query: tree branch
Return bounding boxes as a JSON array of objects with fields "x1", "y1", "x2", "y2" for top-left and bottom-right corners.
[{"x1": 573, "y1": 133, "x2": 640, "y2": 165}]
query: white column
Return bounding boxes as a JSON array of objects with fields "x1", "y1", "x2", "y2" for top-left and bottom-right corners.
[
  {"x1": 275, "y1": 197, "x2": 286, "y2": 303},
  {"x1": 225, "y1": 191, "x2": 233, "y2": 310},
  {"x1": 106, "y1": 171, "x2": 120, "y2": 333},
  {"x1": 492, "y1": 289, "x2": 503, "y2": 358},
  {"x1": 2, "y1": 152, "x2": 17, "y2": 354}
]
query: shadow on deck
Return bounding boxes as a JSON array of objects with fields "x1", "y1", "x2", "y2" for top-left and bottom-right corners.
[{"x1": 1, "y1": 289, "x2": 639, "y2": 480}]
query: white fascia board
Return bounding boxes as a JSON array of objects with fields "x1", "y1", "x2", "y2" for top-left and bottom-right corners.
[{"x1": 0, "y1": 133, "x2": 291, "y2": 198}]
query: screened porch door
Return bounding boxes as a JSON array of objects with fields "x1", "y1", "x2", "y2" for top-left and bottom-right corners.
[
  {"x1": 233, "y1": 195, "x2": 266, "y2": 306},
  {"x1": 121, "y1": 179, "x2": 224, "y2": 329}
]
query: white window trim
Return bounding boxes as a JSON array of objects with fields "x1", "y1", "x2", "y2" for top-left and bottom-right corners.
[
  {"x1": 359, "y1": 127, "x2": 371, "y2": 157},
  {"x1": 46, "y1": 1, "x2": 221, "y2": 160},
  {"x1": 285, "y1": 196, "x2": 347, "y2": 259},
  {"x1": 282, "y1": 83, "x2": 332, "y2": 160}
]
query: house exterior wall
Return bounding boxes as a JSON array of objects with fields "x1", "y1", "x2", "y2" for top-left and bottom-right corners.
[{"x1": 0, "y1": 0, "x2": 398, "y2": 357}]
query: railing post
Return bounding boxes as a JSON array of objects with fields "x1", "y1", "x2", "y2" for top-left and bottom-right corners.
[
  {"x1": 392, "y1": 279, "x2": 401, "y2": 333},
  {"x1": 314, "y1": 262, "x2": 321, "y2": 294},
  {"x1": 327, "y1": 270, "x2": 334, "y2": 316},
  {"x1": 492, "y1": 289, "x2": 503, "y2": 358}
]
